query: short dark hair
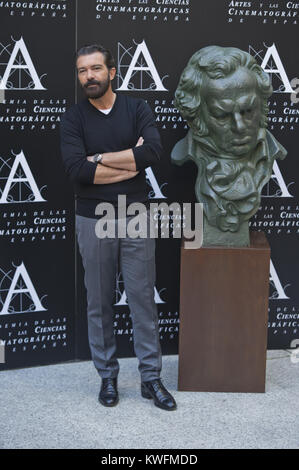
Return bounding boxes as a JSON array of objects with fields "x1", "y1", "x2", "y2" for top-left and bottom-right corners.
[{"x1": 76, "y1": 44, "x2": 116, "y2": 70}]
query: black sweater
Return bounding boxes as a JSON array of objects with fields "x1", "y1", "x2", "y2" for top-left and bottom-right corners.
[{"x1": 60, "y1": 93, "x2": 163, "y2": 218}]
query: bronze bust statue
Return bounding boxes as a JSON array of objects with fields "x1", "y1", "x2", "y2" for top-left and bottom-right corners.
[{"x1": 171, "y1": 46, "x2": 287, "y2": 246}]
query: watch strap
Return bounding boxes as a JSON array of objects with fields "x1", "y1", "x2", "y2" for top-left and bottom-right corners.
[{"x1": 93, "y1": 153, "x2": 103, "y2": 164}]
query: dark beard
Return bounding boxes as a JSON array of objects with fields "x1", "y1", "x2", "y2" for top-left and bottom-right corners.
[{"x1": 83, "y1": 75, "x2": 110, "y2": 99}]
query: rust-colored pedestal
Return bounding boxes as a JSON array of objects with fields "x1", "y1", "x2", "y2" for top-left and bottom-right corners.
[{"x1": 178, "y1": 231, "x2": 270, "y2": 393}]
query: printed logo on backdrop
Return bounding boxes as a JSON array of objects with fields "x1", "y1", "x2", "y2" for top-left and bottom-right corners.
[
  {"x1": 250, "y1": 160, "x2": 298, "y2": 235},
  {"x1": 0, "y1": 262, "x2": 47, "y2": 316},
  {"x1": 227, "y1": 1, "x2": 298, "y2": 25},
  {"x1": 113, "y1": 272, "x2": 179, "y2": 342},
  {"x1": 248, "y1": 43, "x2": 299, "y2": 132},
  {"x1": 0, "y1": 36, "x2": 67, "y2": 131},
  {"x1": 0, "y1": 1, "x2": 67, "y2": 18},
  {"x1": 269, "y1": 259, "x2": 290, "y2": 300},
  {"x1": 247, "y1": 43, "x2": 298, "y2": 237},
  {"x1": 114, "y1": 272, "x2": 166, "y2": 306},
  {"x1": 113, "y1": 272, "x2": 165, "y2": 342},
  {"x1": 0, "y1": 261, "x2": 67, "y2": 354},
  {"x1": 249, "y1": 43, "x2": 295, "y2": 94},
  {"x1": 268, "y1": 259, "x2": 298, "y2": 339},
  {"x1": 262, "y1": 160, "x2": 294, "y2": 198},
  {"x1": 116, "y1": 40, "x2": 183, "y2": 130},
  {"x1": 146, "y1": 167, "x2": 167, "y2": 199},
  {"x1": 0, "y1": 37, "x2": 46, "y2": 91},
  {"x1": 0, "y1": 152, "x2": 67, "y2": 243},
  {"x1": 94, "y1": 0, "x2": 191, "y2": 23},
  {"x1": 0, "y1": 150, "x2": 46, "y2": 204},
  {"x1": 116, "y1": 40, "x2": 168, "y2": 91}
]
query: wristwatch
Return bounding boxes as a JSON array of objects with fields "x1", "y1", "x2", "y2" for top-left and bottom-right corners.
[{"x1": 93, "y1": 153, "x2": 103, "y2": 164}]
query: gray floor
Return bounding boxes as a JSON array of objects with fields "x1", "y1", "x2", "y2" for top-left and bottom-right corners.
[{"x1": 0, "y1": 351, "x2": 298, "y2": 449}]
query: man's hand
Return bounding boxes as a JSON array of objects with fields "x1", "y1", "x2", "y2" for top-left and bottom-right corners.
[
  {"x1": 93, "y1": 164, "x2": 139, "y2": 184},
  {"x1": 136, "y1": 137, "x2": 144, "y2": 147},
  {"x1": 86, "y1": 136, "x2": 144, "y2": 170}
]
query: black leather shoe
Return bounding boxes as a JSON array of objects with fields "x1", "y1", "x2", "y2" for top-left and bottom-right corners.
[
  {"x1": 98, "y1": 378, "x2": 119, "y2": 407},
  {"x1": 141, "y1": 379, "x2": 177, "y2": 411}
]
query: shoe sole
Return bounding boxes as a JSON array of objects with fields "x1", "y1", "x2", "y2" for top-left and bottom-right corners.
[{"x1": 98, "y1": 396, "x2": 119, "y2": 407}]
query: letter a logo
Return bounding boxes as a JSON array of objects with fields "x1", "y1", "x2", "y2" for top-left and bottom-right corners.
[
  {"x1": 0, "y1": 151, "x2": 46, "y2": 204},
  {"x1": 269, "y1": 260, "x2": 290, "y2": 300},
  {"x1": 263, "y1": 161, "x2": 294, "y2": 198},
  {"x1": 116, "y1": 40, "x2": 168, "y2": 91},
  {"x1": 0, "y1": 262, "x2": 47, "y2": 315},
  {"x1": 145, "y1": 167, "x2": 167, "y2": 199},
  {"x1": 260, "y1": 44, "x2": 295, "y2": 93},
  {"x1": 0, "y1": 37, "x2": 46, "y2": 90},
  {"x1": 114, "y1": 273, "x2": 166, "y2": 305}
]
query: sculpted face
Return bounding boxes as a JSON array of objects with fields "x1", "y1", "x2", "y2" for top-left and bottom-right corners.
[{"x1": 201, "y1": 68, "x2": 262, "y2": 157}]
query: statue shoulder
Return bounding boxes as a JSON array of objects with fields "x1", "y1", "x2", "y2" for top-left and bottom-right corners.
[
  {"x1": 266, "y1": 129, "x2": 287, "y2": 161},
  {"x1": 171, "y1": 132, "x2": 192, "y2": 166}
]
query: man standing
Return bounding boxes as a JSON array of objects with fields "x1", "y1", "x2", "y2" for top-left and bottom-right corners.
[{"x1": 60, "y1": 44, "x2": 176, "y2": 411}]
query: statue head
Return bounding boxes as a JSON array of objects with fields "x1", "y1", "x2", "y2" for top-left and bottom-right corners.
[
  {"x1": 172, "y1": 46, "x2": 287, "y2": 246},
  {"x1": 174, "y1": 46, "x2": 273, "y2": 158}
]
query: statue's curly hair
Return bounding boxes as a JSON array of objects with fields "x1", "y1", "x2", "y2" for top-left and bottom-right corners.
[{"x1": 174, "y1": 46, "x2": 272, "y2": 137}]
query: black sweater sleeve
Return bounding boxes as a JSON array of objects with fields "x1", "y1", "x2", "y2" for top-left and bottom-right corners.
[
  {"x1": 60, "y1": 109, "x2": 97, "y2": 184},
  {"x1": 132, "y1": 100, "x2": 163, "y2": 171}
]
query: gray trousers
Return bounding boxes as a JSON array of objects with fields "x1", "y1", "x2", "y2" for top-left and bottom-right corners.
[{"x1": 75, "y1": 212, "x2": 162, "y2": 382}]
